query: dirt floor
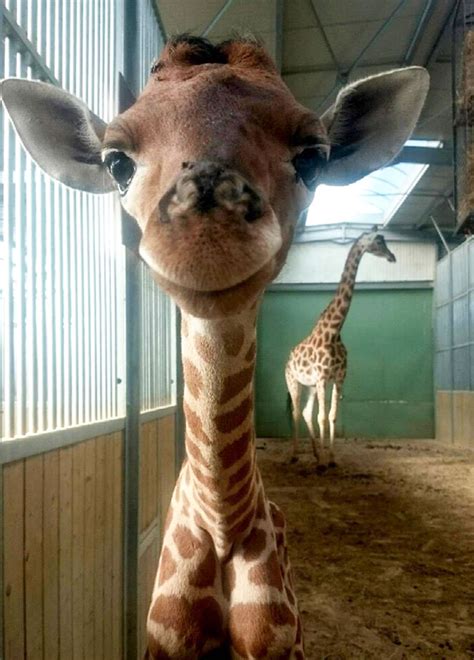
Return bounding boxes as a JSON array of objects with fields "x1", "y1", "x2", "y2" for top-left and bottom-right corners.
[{"x1": 256, "y1": 438, "x2": 474, "y2": 660}]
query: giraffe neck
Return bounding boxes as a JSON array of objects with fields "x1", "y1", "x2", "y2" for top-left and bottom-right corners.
[
  {"x1": 180, "y1": 306, "x2": 262, "y2": 556},
  {"x1": 316, "y1": 239, "x2": 366, "y2": 336}
]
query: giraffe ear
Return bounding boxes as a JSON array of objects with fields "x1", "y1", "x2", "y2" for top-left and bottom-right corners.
[
  {"x1": 0, "y1": 78, "x2": 115, "y2": 193},
  {"x1": 320, "y1": 67, "x2": 429, "y2": 186}
]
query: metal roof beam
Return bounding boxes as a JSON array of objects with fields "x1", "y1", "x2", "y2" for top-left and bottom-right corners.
[
  {"x1": 393, "y1": 146, "x2": 453, "y2": 166},
  {"x1": 201, "y1": 0, "x2": 236, "y2": 38}
]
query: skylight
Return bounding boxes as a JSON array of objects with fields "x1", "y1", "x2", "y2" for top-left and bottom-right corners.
[{"x1": 305, "y1": 139, "x2": 442, "y2": 228}]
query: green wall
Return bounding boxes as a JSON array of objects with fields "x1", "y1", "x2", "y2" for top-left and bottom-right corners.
[{"x1": 255, "y1": 288, "x2": 434, "y2": 439}]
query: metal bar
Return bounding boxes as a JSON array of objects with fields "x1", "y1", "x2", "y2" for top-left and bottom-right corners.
[
  {"x1": 1, "y1": 4, "x2": 59, "y2": 84},
  {"x1": 123, "y1": 248, "x2": 141, "y2": 660},
  {"x1": 393, "y1": 146, "x2": 453, "y2": 167},
  {"x1": 275, "y1": 0, "x2": 284, "y2": 73},
  {"x1": 139, "y1": 405, "x2": 177, "y2": 424},
  {"x1": 347, "y1": 0, "x2": 409, "y2": 75},
  {"x1": 403, "y1": 0, "x2": 434, "y2": 65},
  {"x1": 0, "y1": 417, "x2": 126, "y2": 465},
  {"x1": 201, "y1": 0, "x2": 236, "y2": 37},
  {"x1": 308, "y1": 0, "x2": 343, "y2": 74},
  {"x1": 430, "y1": 215, "x2": 451, "y2": 254}
]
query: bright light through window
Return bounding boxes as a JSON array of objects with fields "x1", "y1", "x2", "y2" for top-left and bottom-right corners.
[{"x1": 306, "y1": 139, "x2": 441, "y2": 227}]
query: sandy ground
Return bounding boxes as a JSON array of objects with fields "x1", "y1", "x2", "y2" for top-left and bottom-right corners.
[{"x1": 256, "y1": 438, "x2": 474, "y2": 660}]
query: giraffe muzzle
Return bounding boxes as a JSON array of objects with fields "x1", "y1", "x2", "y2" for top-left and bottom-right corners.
[{"x1": 159, "y1": 160, "x2": 264, "y2": 223}]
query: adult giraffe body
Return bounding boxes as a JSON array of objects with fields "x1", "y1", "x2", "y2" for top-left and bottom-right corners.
[
  {"x1": 1, "y1": 35, "x2": 429, "y2": 658},
  {"x1": 286, "y1": 229, "x2": 396, "y2": 469}
]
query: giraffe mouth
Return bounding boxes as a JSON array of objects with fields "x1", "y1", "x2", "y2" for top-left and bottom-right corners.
[{"x1": 147, "y1": 258, "x2": 276, "y2": 317}]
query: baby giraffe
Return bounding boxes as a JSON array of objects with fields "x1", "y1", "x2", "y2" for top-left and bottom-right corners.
[
  {"x1": 286, "y1": 229, "x2": 396, "y2": 469},
  {"x1": 1, "y1": 35, "x2": 427, "y2": 659}
]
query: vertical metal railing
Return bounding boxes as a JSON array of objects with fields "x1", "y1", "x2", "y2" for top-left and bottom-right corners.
[{"x1": 0, "y1": 0, "x2": 126, "y2": 440}]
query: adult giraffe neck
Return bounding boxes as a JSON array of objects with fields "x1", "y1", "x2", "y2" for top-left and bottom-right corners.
[
  {"x1": 180, "y1": 306, "x2": 262, "y2": 556},
  {"x1": 316, "y1": 240, "x2": 366, "y2": 337}
]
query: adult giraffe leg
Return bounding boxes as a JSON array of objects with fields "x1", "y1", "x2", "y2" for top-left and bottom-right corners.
[
  {"x1": 285, "y1": 367, "x2": 302, "y2": 463},
  {"x1": 315, "y1": 380, "x2": 327, "y2": 469},
  {"x1": 328, "y1": 381, "x2": 341, "y2": 467},
  {"x1": 302, "y1": 386, "x2": 322, "y2": 466}
]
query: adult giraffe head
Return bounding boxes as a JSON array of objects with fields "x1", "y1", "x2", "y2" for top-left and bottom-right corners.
[{"x1": 1, "y1": 35, "x2": 428, "y2": 318}]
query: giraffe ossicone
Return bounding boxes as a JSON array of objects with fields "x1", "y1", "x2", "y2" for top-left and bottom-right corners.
[
  {"x1": 1, "y1": 35, "x2": 429, "y2": 659},
  {"x1": 286, "y1": 229, "x2": 397, "y2": 470}
]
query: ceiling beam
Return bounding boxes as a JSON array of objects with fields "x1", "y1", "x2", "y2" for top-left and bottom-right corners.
[
  {"x1": 201, "y1": 0, "x2": 235, "y2": 38},
  {"x1": 393, "y1": 146, "x2": 453, "y2": 166},
  {"x1": 275, "y1": 0, "x2": 284, "y2": 73}
]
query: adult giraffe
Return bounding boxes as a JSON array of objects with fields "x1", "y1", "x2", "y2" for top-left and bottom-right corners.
[
  {"x1": 1, "y1": 35, "x2": 428, "y2": 659},
  {"x1": 285, "y1": 228, "x2": 396, "y2": 470}
]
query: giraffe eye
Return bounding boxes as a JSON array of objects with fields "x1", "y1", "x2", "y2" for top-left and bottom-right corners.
[
  {"x1": 104, "y1": 150, "x2": 136, "y2": 195},
  {"x1": 292, "y1": 147, "x2": 328, "y2": 190}
]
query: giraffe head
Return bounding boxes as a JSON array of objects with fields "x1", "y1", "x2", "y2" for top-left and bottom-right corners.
[
  {"x1": 1, "y1": 36, "x2": 426, "y2": 317},
  {"x1": 361, "y1": 227, "x2": 397, "y2": 263}
]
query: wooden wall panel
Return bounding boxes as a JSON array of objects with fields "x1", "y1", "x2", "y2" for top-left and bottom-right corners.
[
  {"x1": 3, "y1": 461, "x2": 25, "y2": 658},
  {"x1": 138, "y1": 413, "x2": 178, "y2": 659},
  {"x1": 2, "y1": 431, "x2": 124, "y2": 660},
  {"x1": 437, "y1": 391, "x2": 474, "y2": 447}
]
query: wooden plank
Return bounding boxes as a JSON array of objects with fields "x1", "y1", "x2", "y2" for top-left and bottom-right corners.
[
  {"x1": 149, "y1": 421, "x2": 159, "y2": 526},
  {"x1": 139, "y1": 423, "x2": 146, "y2": 533},
  {"x1": 43, "y1": 450, "x2": 60, "y2": 660},
  {"x1": 72, "y1": 441, "x2": 85, "y2": 660},
  {"x1": 436, "y1": 391, "x2": 452, "y2": 444},
  {"x1": 3, "y1": 461, "x2": 25, "y2": 660},
  {"x1": 158, "y1": 415, "x2": 176, "y2": 532},
  {"x1": 25, "y1": 454, "x2": 44, "y2": 658},
  {"x1": 144, "y1": 423, "x2": 152, "y2": 531},
  {"x1": 111, "y1": 432, "x2": 123, "y2": 660},
  {"x1": 94, "y1": 436, "x2": 106, "y2": 659},
  {"x1": 103, "y1": 436, "x2": 115, "y2": 658},
  {"x1": 59, "y1": 446, "x2": 73, "y2": 659},
  {"x1": 83, "y1": 439, "x2": 96, "y2": 658}
]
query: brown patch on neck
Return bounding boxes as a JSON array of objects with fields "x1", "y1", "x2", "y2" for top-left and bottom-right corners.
[
  {"x1": 183, "y1": 358, "x2": 203, "y2": 399},
  {"x1": 220, "y1": 324, "x2": 245, "y2": 357},
  {"x1": 219, "y1": 365, "x2": 254, "y2": 405},
  {"x1": 214, "y1": 395, "x2": 253, "y2": 433}
]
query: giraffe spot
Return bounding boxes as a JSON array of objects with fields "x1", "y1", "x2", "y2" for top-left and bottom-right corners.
[
  {"x1": 173, "y1": 525, "x2": 203, "y2": 559},
  {"x1": 214, "y1": 395, "x2": 252, "y2": 434},
  {"x1": 248, "y1": 550, "x2": 284, "y2": 591},
  {"x1": 269, "y1": 502, "x2": 285, "y2": 530},
  {"x1": 158, "y1": 546, "x2": 177, "y2": 585},
  {"x1": 219, "y1": 365, "x2": 254, "y2": 405},
  {"x1": 149, "y1": 595, "x2": 223, "y2": 655},
  {"x1": 146, "y1": 640, "x2": 172, "y2": 659},
  {"x1": 242, "y1": 528, "x2": 267, "y2": 562},
  {"x1": 189, "y1": 549, "x2": 217, "y2": 588},
  {"x1": 192, "y1": 466, "x2": 219, "y2": 491},
  {"x1": 227, "y1": 504, "x2": 255, "y2": 539},
  {"x1": 225, "y1": 487, "x2": 255, "y2": 526},
  {"x1": 183, "y1": 359, "x2": 203, "y2": 399},
  {"x1": 315, "y1": 338, "x2": 322, "y2": 348},
  {"x1": 184, "y1": 401, "x2": 211, "y2": 445},
  {"x1": 323, "y1": 332, "x2": 329, "y2": 342},
  {"x1": 225, "y1": 473, "x2": 253, "y2": 506},
  {"x1": 228, "y1": 459, "x2": 252, "y2": 490},
  {"x1": 229, "y1": 602, "x2": 296, "y2": 658},
  {"x1": 219, "y1": 429, "x2": 251, "y2": 469},
  {"x1": 220, "y1": 323, "x2": 245, "y2": 356},
  {"x1": 255, "y1": 489, "x2": 267, "y2": 519},
  {"x1": 222, "y1": 561, "x2": 236, "y2": 599},
  {"x1": 245, "y1": 341, "x2": 256, "y2": 363},
  {"x1": 194, "y1": 334, "x2": 214, "y2": 363},
  {"x1": 186, "y1": 436, "x2": 205, "y2": 465}
]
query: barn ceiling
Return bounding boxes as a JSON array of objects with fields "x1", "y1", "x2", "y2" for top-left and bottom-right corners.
[{"x1": 155, "y1": 0, "x2": 457, "y2": 235}]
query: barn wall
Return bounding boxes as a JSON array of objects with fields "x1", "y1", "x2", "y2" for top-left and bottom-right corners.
[
  {"x1": 434, "y1": 237, "x2": 474, "y2": 447},
  {"x1": 256, "y1": 288, "x2": 434, "y2": 439},
  {"x1": 1, "y1": 411, "x2": 178, "y2": 660},
  {"x1": 137, "y1": 415, "x2": 177, "y2": 660}
]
